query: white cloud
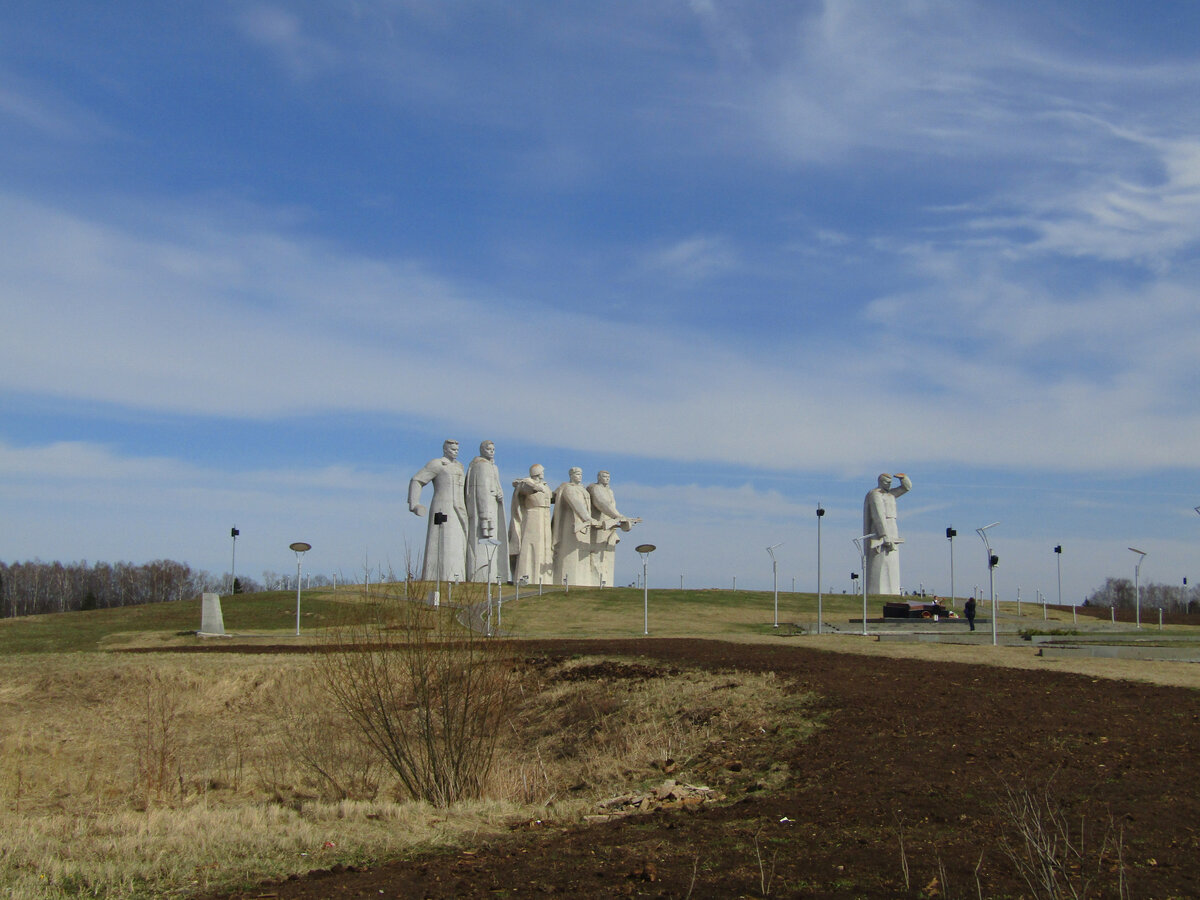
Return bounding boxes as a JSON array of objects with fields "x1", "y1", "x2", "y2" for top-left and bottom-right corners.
[
  {"x1": 2, "y1": 192, "x2": 1198, "y2": 476},
  {"x1": 234, "y1": 6, "x2": 339, "y2": 81},
  {"x1": 1014, "y1": 135, "x2": 1200, "y2": 266},
  {"x1": 641, "y1": 235, "x2": 738, "y2": 282}
]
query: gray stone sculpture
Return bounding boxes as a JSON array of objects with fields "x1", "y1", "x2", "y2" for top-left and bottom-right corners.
[
  {"x1": 508, "y1": 463, "x2": 553, "y2": 587},
  {"x1": 408, "y1": 439, "x2": 468, "y2": 583},
  {"x1": 863, "y1": 472, "x2": 912, "y2": 596},
  {"x1": 551, "y1": 467, "x2": 600, "y2": 587},
  {"x1": 587, "y1": 471, "x2": 641, "y2": 588},
  {"x1": 465, "y1": 440, "x2": 509, "y2": 583}
]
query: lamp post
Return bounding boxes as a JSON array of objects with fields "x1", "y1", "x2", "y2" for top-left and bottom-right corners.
[
  {"x1": 1130, "y1": 547, "x2": 1147, "y2": 629},
  {"x1": 483, "y1": 539, "x2": 500, "y2": 637},
  {"x1": 432, "y1": 511, "x2": 447, "y2": 607},
  {"x1": 853, "y1": 534, "x2": 876, "y2": 637},
  {"x1": 230, "y1": 526, "x2": 239, "y2": 595},
  {"x1": 289, "y1": 542, "x2": 311, "y2": 636},
  {"x1": 636, "y1": 544, "x2": 656, "y2": 635},
  {"x1": 976, "y1": 523, "x2": 999, "y2": 646},
  {"x1": 766, "y1": 543, "x2": 783, "y2": 628},
  {"x1": 946, "y1": 528, "x2": 956, "y2": 608},
  {"x1": 1055, "y1": 544, "x2": 1070, "y2": 624},
  {"x1": 817, "y1": 504, "x2": 825, "y2": 633}
]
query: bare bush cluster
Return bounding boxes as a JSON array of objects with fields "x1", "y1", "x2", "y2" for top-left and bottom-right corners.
[
  {"x1": 995, "y1": 775, "x2": 1128, "y2": 900},
  {"x1": 317, "y1": 585, "x2": 516, "y2": 807}
]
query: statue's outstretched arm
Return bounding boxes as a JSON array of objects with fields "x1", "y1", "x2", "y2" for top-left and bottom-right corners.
[{"x1": 408, "y1": 463, "x2": 436, "y2": 516}]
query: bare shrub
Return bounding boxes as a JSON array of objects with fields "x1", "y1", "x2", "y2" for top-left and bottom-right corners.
[
  {"x1": 134, "y1": 668, "x2": 182, "y2": 807},
  {"x1": 995, "y1": 774, "x2": 1128, "y2": 900},
  {"x1": 318, "y1": 585, "x2": 516, "y2": 807}
]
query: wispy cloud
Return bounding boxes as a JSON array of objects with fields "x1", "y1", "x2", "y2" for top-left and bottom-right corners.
[
  {"x1": 2, "y1": 191, "x2": 1197, "y2": 474},
  {"x1": 0, "y1": 75, "x2": 116, "y2": 141},
  {"x1": 641, "y1": 235, "x2": 738, "y2": 282},
  {"x1": 233, "y1": 6, "x2": 339, "y2": 81}
]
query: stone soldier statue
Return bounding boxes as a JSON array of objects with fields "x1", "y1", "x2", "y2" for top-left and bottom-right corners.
[
  {"x1": 551, "y1": 467, "x2": 600, "y2": 587},
  {"x1": 508, "y1": 464, "x2": 553, "y2": 587},
  {"x1": 863, "y1": 472, "x2": 912, "y2": 595},
  {"x1": 465, "y1": 440, "x2": 509, "y2": 583},
  {"x1": 586, "y1": 471, "x2": 640, "y2": 588},
  {"x1": 408, "y1": 440, "x2": 468, "y2": 583}
]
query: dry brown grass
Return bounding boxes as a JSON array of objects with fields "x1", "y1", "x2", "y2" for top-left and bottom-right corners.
[
  {"x1": 0, "y1": 649, "x2": 808, "y2": 898},
  {"x1": 496, "y1": 656, "x2": 810, "y2": 816},
  {"x1": 0, "y1": 652, "x2": 521, "y2": 898}
]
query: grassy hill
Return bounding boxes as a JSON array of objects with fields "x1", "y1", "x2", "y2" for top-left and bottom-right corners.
[{"x1": 0, "y1": 582, "x2": 1117, "y2": 653}]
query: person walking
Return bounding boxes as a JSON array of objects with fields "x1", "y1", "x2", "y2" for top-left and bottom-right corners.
[{"x1": 964, "y1": 596, "x2": 977, "y2": 631}]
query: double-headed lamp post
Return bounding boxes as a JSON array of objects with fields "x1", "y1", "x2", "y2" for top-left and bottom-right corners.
[
  {"x1": 1129, "y1": 547, "x2": 1147, "y2": 629},
  {"x1": 816, "y1": 504, "x2": 825, "y2": 634},
  {"x1": 976, "y1": 523, "x2": 999, "y2": 646},
  {"x1": 636, "y1": 544, "x2": 656, "y2": 635},
  {"x1": 766, "y1": 543, "x2": 783, "y2": 628},
  {"x1": 853, "y1": 534, "x2": 877, "y2": 637},
  {"x1": 289, "y1": 542, "x2": 311, "y2": 636}
]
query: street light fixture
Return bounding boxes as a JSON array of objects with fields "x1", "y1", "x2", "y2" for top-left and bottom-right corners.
[
  {"x1": 289, "y1": 542, "x2": 311, "y2": 636},
  {"x1": 816, "y1": 504, "x2": 825, "y2": 634},
  {"x1": 230, "y1": 526, "x2": 240, "y2": 595},
  {"x1": 853, "y1": 534, "x2": 877, "y2": 637},
  {"x1": 1054, "y1": 544, "x2": 1070, "y2": 625},
  {"x1": 482, "y1": 539, "x2": 500, "y2": 637},
  {"x1": 766, "y1": 543, "x2": 783, "y2": 628},
  {"x1": 636, "y1": 544, "x2": 656, "y2": 635},
  {"x1": 1129, "y1": 547, "x2": 1147, "y2": 629},
  {"x1": 432, "y1": 511, "x2": 448, "y2": 607},
  {"x1": 976, "y1": 523, "x2": 999, "y2": 646},
  {"x1": 946, "y1": 528, "x2": 956, "y2": 608}
]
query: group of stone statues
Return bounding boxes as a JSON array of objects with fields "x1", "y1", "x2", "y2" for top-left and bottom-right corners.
[
  {"x1": 409, "y1": 440, "x2": 641, "y2": 588},
  {"x1": 409, "y1": 438, "x2": 912, "y2": 596}
]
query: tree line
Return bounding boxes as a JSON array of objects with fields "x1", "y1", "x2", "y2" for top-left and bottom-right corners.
[
  {"x1": 0, "y1": 559, "x2": 265, "y2": 619},
  {"x1": 1085, "y1": 577, "x2": 1199, "y2": 613}
]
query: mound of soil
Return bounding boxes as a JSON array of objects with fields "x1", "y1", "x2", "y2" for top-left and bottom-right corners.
[{"x1": 211, "y1": 638, "x2": 1200, "y2": 898}]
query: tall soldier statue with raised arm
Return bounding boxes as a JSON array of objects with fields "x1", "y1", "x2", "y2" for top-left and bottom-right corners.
[{"x1": 863, "y1": 472, "x2": 912, "y2": 596}]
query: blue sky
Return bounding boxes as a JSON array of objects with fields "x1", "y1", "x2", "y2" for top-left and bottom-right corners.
[{"x1": 2, "y1": 1, "x2": 1198, "y2": 602}]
